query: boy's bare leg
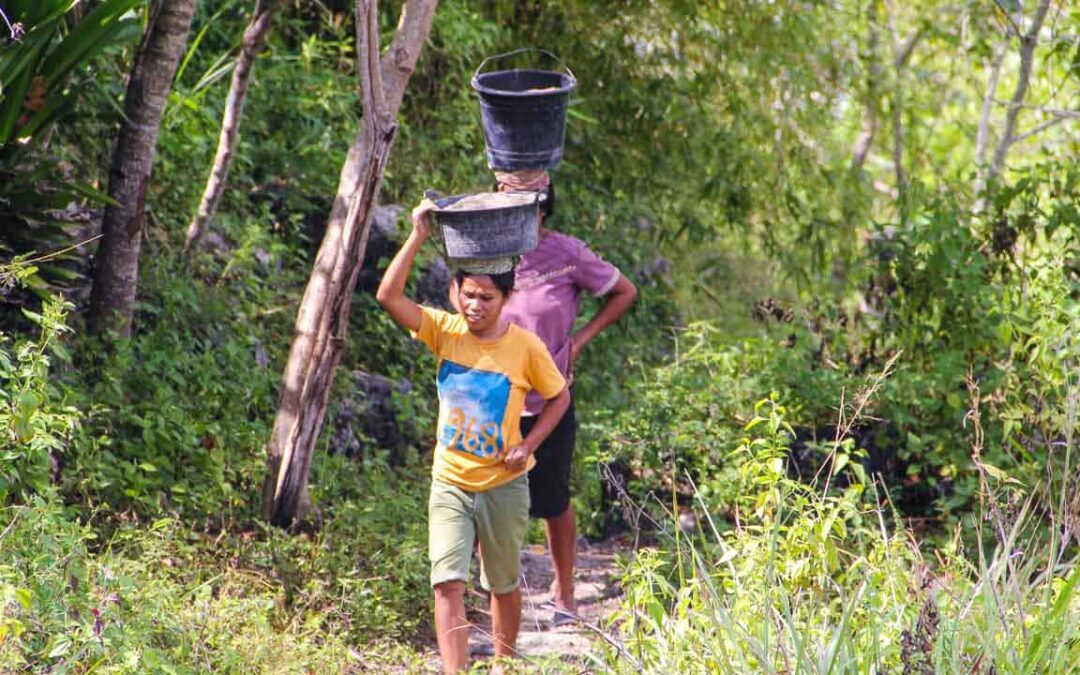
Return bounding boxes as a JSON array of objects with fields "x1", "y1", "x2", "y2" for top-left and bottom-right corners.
[
  {"x1": 434, "y1": 581, "x2": 469, "y2": 673},
  {"x1": 490, "y1": 587, "x2": 522, "y2": 657},
  {"x1": 546, "y1": 504, "x2": 577, "y2": 612}
]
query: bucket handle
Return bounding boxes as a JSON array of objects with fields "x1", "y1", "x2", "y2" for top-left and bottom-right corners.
[{"x1": 473, "y1": 47, "x2": 576, "y2": 84}]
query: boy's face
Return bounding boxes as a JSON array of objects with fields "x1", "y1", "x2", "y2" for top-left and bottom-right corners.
[{"x1": 458, "y1": 275, "x2": 507, "y2": 334}]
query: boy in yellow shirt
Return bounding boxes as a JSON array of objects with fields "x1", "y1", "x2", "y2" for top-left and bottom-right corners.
[{"x1": 377, "y1": 200, "x2": 569, "y2": 673}]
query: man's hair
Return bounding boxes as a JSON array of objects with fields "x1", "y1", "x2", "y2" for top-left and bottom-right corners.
[
  {"x1": 538, "y1": 180, "x2": 555, "y2": 219},
  {"x1": 493, "y1": 178, "x2": 556, "y2": 219},
  {"x1": 454, "y1": 268, "x2": 515, "y2": 298}
]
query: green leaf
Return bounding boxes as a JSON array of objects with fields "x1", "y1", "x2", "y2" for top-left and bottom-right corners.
[
  {"x1": 744, "y1": 417, "x2": 765, "y2": 431},
  {"x1": 40, "y1": 0, "x2": 142, "y2": 91},
  {"x1": 0, "y1": 38, "x2": 50, "y2": 145},
  {"x1": 65, "y1": 180, "x2": 121, "y2": 207},
  {"x1": 14, "y1": 588, "x2": 31, "y2": 610},
  {"x1": 16, "y1": 391, "x2": 41, "y2": 416},
  {"x1": 850, "y1": 462, "x2": 868, "y2": 486},
  {"x1": 46, "y1": 635, "x2": 71, "y2": 659},
  {"x1": 980, "y1": 462, "x2": 1021, "y2": 485}
]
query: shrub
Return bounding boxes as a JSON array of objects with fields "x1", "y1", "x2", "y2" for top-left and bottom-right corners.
[
  {"x1": 0, "y1": 265, "x2": 78, "y2": 503},
  {"x1": 603, "y1": 396, "x2": 1080, "y2": 674}
]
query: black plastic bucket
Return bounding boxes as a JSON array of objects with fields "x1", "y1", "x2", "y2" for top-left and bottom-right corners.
[
  {"x1": 471, "y1": 48, "x2": 577, "y2": 170},
  {"x1": 432, "y1": 191, "x2": 540, "y2": 259}
]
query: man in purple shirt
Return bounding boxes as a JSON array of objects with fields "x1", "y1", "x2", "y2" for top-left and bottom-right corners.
[{"x1": 497, "y1": 173, "x2": 637, "y2": 623}]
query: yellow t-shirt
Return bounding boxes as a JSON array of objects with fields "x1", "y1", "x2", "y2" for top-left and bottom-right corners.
[{"x1": 414, "y1": 307, "x2": 566, "y2": 491}]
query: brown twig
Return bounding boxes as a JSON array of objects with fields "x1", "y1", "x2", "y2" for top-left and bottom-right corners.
[
  {"x1": 963, "y1": 369, "x2": 1028, "y2": 645},
  {"x1": 814, "y1": 350, "x2": 902, "y2": 493},
  {"x1": 13, "y1": 234, "x2": 104, "y2": 266},
  {"x1": 0, "y1": 507, "x2": 24, "y2": 546}
]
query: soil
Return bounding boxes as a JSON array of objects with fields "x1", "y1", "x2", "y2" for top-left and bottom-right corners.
[{"x1": 438, "y1": 192, "x2": 536, "y2": 212}]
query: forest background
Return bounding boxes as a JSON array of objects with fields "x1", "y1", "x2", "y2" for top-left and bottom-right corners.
[{"x1": 2, "y1": 0, "x2": 1080, "y2": 672}]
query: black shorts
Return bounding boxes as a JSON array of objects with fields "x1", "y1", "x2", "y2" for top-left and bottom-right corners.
[{"x1": 520, "y1": 399, "x2": 576, "y2": 519}]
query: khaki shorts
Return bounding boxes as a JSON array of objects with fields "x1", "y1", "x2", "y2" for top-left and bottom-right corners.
[{"x1": 428, "y1": 475, "x2": 529, "y2": 595}]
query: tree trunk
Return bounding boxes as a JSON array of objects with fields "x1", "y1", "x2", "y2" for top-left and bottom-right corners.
[
  {"x1": 883, "y1": 1, "x2": 920, "y2": 221},
  {"x1": 850, "y1": 1, "x2": 880, "y2": 172},
  {"x1": 974, "y1": 41, "x2": 1008, "y2": 175},
  {"x1": 989, "y1": 0, "x2": 1054, "y2": 180},
  {"x1": 262, "y1": 0, "x2": 438, "y2": 528},
  {"x1": 184, "y1": 0, "x2": 282, "y2": 253},
  {"x1": 87, "y1": 1, "x2": 197, "y2": 336},
  {"x1": 973, "y1": 0, "x2": 1053, "y2": 213}
]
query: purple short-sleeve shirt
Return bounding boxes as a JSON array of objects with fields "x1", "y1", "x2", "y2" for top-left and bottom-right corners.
[{"x1": 501, "y1": 231, "x2": 621, "y2": 415}]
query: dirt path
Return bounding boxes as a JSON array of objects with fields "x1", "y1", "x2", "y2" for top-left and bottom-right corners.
[{"x1": 418, "y1": 537, "x2": 629, "y2": 672}]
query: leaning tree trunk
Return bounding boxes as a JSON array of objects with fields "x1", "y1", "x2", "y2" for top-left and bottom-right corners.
[
  {"x1": 87, "y1": 0, "x2": 197, "y2": 336},
  {"x1": 184, "y1": 0, "x2": 282, "y2": 252},
  {"x1": 262, "y1": 0, "x2": 438, "y2": 527}
]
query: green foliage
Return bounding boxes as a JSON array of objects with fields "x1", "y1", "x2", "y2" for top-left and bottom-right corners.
[
  {"x1": 153, "y1": 2, "x2": 362, "y2": 238},
  {"x1": 604, "y1": 397, "x2": 1080, "y2": 674},
  {"x1": 0, "y1": 493, "x2": 431, "y2": 672},
  {"x1": 597, "y1": 161, "x2": 1080, "y2": 521},
  {"x1": 0, "y1": 0, "x2": 141, "y2": 293},
  {"x1": 0, "y1": 251, "x2": 432, "y2": 671},
  {"x1": 306, "y1": 455, "x2": 431, "y2": 639},
  {"x1": 0, "y1": 269, "x2": 77, "y2": 503},
  {"x1": 61, "y1": 255, "x2": 291, "y2": 520},
  {"x1": 0, "y1": 0, "x2": 142, "y2": 148},
  {"x1": 0, "y1": 498, "x2": 112, "y2": 670}
]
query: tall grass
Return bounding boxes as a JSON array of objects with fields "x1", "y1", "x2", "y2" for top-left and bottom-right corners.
[{"x1": 599, "y1": 378, "x2": 1080, "y2": 674}]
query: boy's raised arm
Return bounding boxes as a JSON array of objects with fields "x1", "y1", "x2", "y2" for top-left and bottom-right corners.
[{"x1": 376, "y1": 201, "x2": 434, "y2": 332}]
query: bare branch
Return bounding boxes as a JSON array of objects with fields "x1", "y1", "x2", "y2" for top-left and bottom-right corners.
[
  {"x1": 358, "y1": 0, "x2": 387, "y2": 121},
  {"x1": 883, "y1": 0, "x2": 908, "y2": 210},
  {"x1": 184, "y1": 0, "x2": 282, "y2": 252},
  {"x1": 990, "y1": 0, "x2": 1054, "y2": 179},
  {"x1": 974, "y1": 39, "x2": 1008, "y2": 199},
  {"x1": 895, "y1": 28, "x2": 923, "y2": 67},
  {"x1": 1000, "y1": 102, "x2": 1080, "y2": 120},
  {"x1": 263, "y1": 0, "x2": 439, "y2": 526},
  {"x1": 993, "y1": 0, "x2": 1022, "y2": 38},
  {"x1": 380, "y1": 0, "x2": 439, "y2": 112},
  {"x1": 853, "y1": 1, "x2": 882, "y2": 170},
  {"x1": 1013, "y1": 114, "x2": 1070, "y2": 144}
]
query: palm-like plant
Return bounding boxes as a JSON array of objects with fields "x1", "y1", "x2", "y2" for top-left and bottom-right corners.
[
  {"x1": 0, "y1": 0, "x2": 142, "y2": 293},
  {"x1": 0, "y1": 0, "x2": 142, "y2": 147}
]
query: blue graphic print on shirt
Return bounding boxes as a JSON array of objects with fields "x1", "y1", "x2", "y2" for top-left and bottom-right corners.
[{"x1": 436, "y1": 360, "x2": 511, "y2": 458}]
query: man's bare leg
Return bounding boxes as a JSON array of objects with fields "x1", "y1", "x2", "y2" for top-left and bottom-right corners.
[
  {"x1": 490, "y1": 587, "x2": 522, "y2": 658},
  {"x1": 433, "y1": 581, "x2": 469, "y2": 673},
  {"x1": 545, "y1": 504, "x2": 577, "y2": 612}
]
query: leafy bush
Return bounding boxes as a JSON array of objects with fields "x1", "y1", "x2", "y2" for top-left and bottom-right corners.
[
  {"x1": 0, "y1": 266, "x2": 78, "y2": 503},
  {"x1": 0, "y1": 0, "x2": 142, "y2": 292},
  {"x1": 62, "y1": 254, "x2": 292, "y2": 521},
  {"x1": 603, "y1": 396, "x2": 1080, "y2": 674},
  {"x1": 0, "y1": 495, "x2": 432, "y2": 672}
]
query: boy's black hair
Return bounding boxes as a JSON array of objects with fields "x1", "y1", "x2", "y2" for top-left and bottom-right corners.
[
  {"x1": 454, "y1": 267, "x2": 515, "y2": 298},
  {"x1": 493, "y1": 178, "x2": 555, "y2": 219}
]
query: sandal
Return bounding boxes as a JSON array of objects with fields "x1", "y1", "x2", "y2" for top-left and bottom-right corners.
[{"x1": 551, "y1": 607, "x2": 579, "y2": 627}]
